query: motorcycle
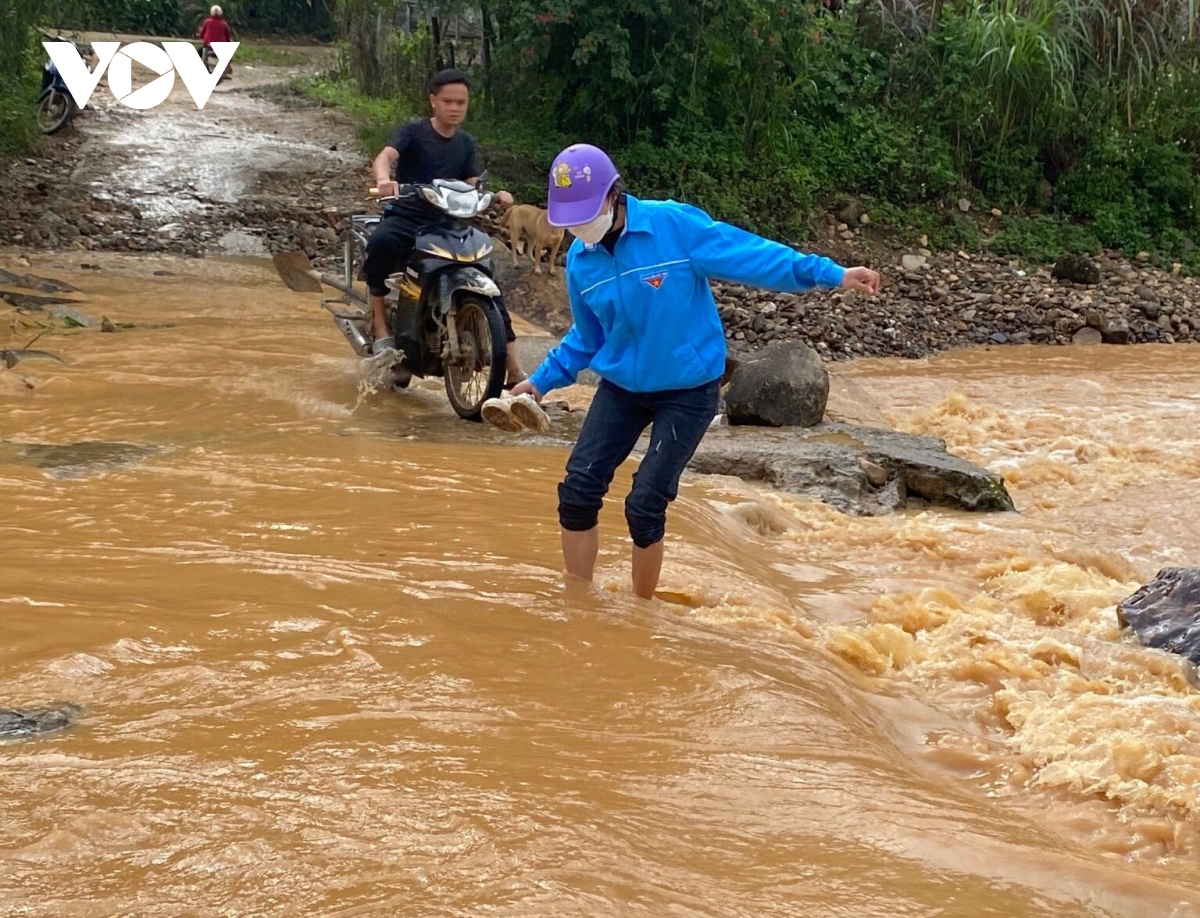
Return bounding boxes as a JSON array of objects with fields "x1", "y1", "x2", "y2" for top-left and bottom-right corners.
[
  {"x1": 200, "y1": 44, "x2": 232, "y2": 81},
  {"x1": 37, "y1": 38, "x2": 94, "y2": 135},
  {"x1": 272, "y1": 177, "x2": 509, "y2": 421}
]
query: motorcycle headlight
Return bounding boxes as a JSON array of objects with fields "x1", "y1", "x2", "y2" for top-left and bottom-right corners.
[
  {"x1": 443, "y1": 190, "x2": 478, "y2": 217},
  {"x1": 421, "y1": 186, "x2": 441, "y2": 206}
]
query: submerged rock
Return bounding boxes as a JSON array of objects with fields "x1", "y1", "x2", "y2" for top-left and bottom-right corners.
[
  {"x1": 1117, "y1": 568, "x2": 1200, "y2": 664},
  {"x1": 0, "y1": 703, "x2": 81, "y2": 741},
  {"x1": 1, "y1": 348, "x2": 66, "y2": 369},
  {"x1": 688, "y1": 422, "x2": 1015, "y2": 516},
  {"x1": 9, "y1": 440, "x2": 160, "y2": 479},
  {"x1": 48, "y1": 305, "x2": 100, "y2": 328}
]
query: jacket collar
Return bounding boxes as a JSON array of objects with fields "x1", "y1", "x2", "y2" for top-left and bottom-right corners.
[
  {"x1": 578, "y1": 194, "x2": 650, "y2": 254},
  {"x1": 622, "y1": 194, "x2": 652, "y2": 235}
]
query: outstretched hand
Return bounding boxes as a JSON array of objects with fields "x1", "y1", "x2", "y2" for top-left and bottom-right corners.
[
  {"x1": 840, "y1": 266, "x2": 881, "y2": 295},
  {"x1": 509, "y1": 379, "x2": 543, "y2": 402}
]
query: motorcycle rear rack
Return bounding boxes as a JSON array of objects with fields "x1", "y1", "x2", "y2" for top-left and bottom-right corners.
[{"x1": 320, "y1": 298, "x2": 368, "y2": 321}]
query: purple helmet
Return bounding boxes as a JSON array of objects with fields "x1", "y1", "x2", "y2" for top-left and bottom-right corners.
[{"x1": 546, "y1": 144, "x2": 620, "y2": 227}]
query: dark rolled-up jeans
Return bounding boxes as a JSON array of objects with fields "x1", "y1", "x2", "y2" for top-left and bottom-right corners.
[{"x1": 558, "y1": 377, "x2": 720, "y2": 548}]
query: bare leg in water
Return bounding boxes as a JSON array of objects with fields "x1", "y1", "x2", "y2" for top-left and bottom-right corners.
[
  {"x1": 630, "y1": 541, "x2": 663, "y2": 600},
  {"x1": 370, "y1": 293, "x2": 389, "y2": 343},
  {"x1": 562, "y1": 527, "x2": 599, "y2": 585},
  {"x1": 562, "y1": 527, "x2": 663, "y2": 600}
]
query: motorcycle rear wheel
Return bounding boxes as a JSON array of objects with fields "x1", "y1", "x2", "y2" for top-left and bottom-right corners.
[
  {"x1": 36, "y1": 90, "x2": 75, "y2": 135},
  {"x1": 444, "y1": 295, "x2": 507, "y2": 422}
]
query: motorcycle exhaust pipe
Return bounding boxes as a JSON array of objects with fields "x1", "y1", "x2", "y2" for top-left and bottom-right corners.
[{"x1": 336, "y1": 316, "x2": 371, "y2": 356}]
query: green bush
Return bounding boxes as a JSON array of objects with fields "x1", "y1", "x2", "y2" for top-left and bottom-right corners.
[
  {"x1": 1056, "y1": 131, "x2": 1199, "y2": 252},
  {"x1": 990, "y1": 215, "x2": 1100, "y2": 262},
  {"x1": 63, "y1": 0, "x2": 182, "y2": 35},
  {"x1": 0, "y1": 0, "x2": 46, "y2": 162},
  {"x1": 806, "y1": 111, "x2": 962, "y2": 206},
  {"x1": 293, "y1": 73, "x2": 407, "y2": 151},
  {"x1": 0, "y1": 76, "x2": 41, "y2": 162}
]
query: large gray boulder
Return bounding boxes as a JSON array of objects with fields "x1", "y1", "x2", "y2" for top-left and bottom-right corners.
[
  {"x1": 724, "y1": 340, "x2": 829, "y2": 427},
  {"x1": 1118, "y1": 568, "x2": 1200, "y2": 664},
  {"x1": 688, "y1": 422, "x2": 1016, "y2": 516}
]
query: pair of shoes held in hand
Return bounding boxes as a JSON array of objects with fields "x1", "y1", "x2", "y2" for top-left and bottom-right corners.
[
  {"x1": 482, "y1": 393, "x2": 551, "y2": 432},
  {"x1": 372, "y1": 335, "x2": 547, "y2": 431}
]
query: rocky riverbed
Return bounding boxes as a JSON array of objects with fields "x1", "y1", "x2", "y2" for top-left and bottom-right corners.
[{"x1": 484, "y1": 208, "x2": 1200, "y2": 360}]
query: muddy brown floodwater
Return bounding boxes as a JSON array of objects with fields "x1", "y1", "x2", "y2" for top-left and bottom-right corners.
[
  {"x1": 6, "y1": 49, "x2": 1200, "y2": 912},
  {"x1": 2, "y1": 248, "x2": 1200, "y2": 917}
]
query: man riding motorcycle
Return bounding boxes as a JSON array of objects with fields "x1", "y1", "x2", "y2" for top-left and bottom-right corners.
[{"x1": 364, "y1": 68, "x2": 527, "y2": 388}]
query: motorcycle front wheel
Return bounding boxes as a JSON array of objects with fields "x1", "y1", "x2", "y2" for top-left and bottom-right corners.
[
  {"x1": 444, "y1": 295, "x2": 507, "y2": 421},
  {"x1": 36, "y1": 89, "x2": 75, "y2": 135}
]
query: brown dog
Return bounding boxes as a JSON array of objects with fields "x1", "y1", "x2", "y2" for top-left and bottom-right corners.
[{"x1": 499, "y1": 204, "x2": 566, "y2": 276}]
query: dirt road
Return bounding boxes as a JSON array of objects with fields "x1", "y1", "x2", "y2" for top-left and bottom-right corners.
[{"x1": 1, "y1": 38, "x2": 369, "y2": 260}]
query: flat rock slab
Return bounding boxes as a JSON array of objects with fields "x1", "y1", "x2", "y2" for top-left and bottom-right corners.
[
  {"x1": 0, "y1": 291, "x2": 81, "y2": 310},
  {"x1": 0, "y1": 269, "x2": 79, "y2": 294},
  {"x1": 688, "y1": 422, "x2": 1015, "y2": 516}
]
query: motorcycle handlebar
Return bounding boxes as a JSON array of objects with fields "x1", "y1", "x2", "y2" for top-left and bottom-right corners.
[
  {"x1": 369, "y1": 184, "x2": 432, "y2": 202},
  {"x1": 368, "y1": 181, "x2": 486, "y2": 202},
  {"x1": 368, "y1": 186, "x2": 397, "y2": 202},
  {"x1": 40, "y1": 31, "x2": 94, "y2": 58}
]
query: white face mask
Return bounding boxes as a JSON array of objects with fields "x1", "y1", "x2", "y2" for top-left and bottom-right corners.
[{"x1": 570, "y1": 208, "x2": 614, "y2": 245}]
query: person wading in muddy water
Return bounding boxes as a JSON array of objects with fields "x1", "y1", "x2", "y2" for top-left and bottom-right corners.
[
  {"x1": 510, "y1": 143, "x2": 882, "y2": 600},
  {"x1": 364, "y1": 69, "x2": 527, "y2": 388}
]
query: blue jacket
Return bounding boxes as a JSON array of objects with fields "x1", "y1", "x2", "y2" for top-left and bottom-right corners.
[{"x1": 527, "y1": 195, "x2": 847, "y2": 396}]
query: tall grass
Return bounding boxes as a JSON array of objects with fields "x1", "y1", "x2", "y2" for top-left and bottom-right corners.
[
  {"x1": 873, "y1": 0, "x2": 1200, "y2": 127},
  {"x1": 966, "y1": 0, "x2": 1080, "y2": 146},
  {"x1": 0, "y1": 0, "x2": 46, "y2": 162}
]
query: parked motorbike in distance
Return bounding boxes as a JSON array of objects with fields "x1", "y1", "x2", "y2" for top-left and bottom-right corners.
[
  {"x1": 200, "y1": 44, "x2": 232, "y2": 81},
  {"x1": 37, "y1": 36, "x2": 95, "y2": 135}
]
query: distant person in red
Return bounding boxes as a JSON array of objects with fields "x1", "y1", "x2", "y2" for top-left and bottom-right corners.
[{"x1": 197, "y1": 5, "x2": 234, "y2": 78}]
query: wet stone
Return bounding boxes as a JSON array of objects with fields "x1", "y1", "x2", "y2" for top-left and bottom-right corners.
[
  {"x1": 10, "y1": 441, "x2": 162, "y2": 479},
  {"x1": 0, "y1": 703, "x2": 81, "y2": 741},
  {"x1": 1118, "y1": 568, "x2": 1200, "y2": 665}
]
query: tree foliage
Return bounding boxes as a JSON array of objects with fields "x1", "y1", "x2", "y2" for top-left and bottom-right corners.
[{"x1": 453, "y1": 0, "x2": 1200, "y2": 253}]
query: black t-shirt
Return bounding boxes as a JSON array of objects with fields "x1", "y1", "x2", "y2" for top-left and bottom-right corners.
[{"x1": 384, "y1": 119, "x2": 483, "y2": 228}]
